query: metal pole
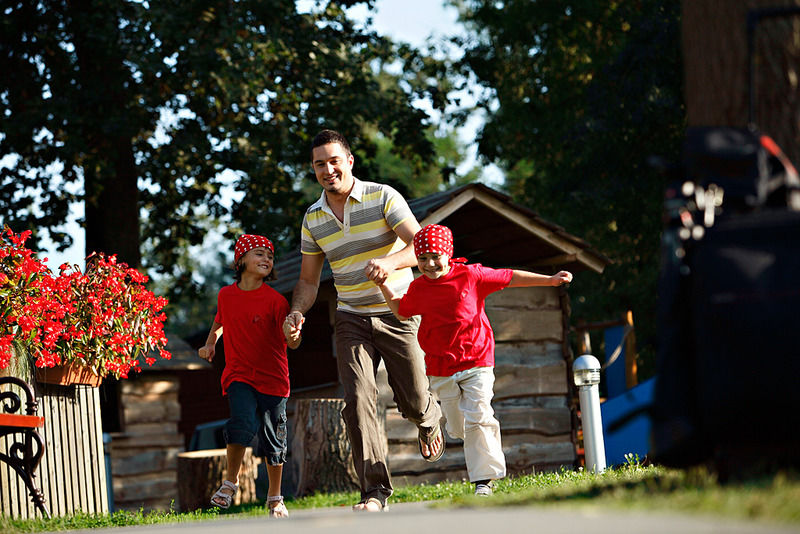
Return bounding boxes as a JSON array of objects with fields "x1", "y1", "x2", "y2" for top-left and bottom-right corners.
[{"x1": 573, "y1": 354, "x2": 606, "y2": 473}]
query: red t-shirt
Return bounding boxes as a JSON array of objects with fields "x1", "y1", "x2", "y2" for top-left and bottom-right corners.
[
  {"x1": 215, "y1": 283, "x2": 290, "y2": 397},
  {"x1": 398, "y1": 263, "x2": 513, "y2": 377}
]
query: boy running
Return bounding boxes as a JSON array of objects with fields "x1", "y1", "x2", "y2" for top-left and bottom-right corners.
[
  {"x1": 378, "y1": 224, "x2": 572, "y2": 496},
  {"x1": 199, "y1": 234, "x2": 301, "y2": 517}
]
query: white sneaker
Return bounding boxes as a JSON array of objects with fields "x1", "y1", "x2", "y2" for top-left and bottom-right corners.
[{"x1": 474, "y1": 482, "x2": 493, "y2": 496}]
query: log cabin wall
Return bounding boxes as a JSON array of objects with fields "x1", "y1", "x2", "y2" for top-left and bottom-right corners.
[
  {"x1": 0, "y1": 383, "x2": 108, "y2": 519},
  {"x1": 109, "y1": 374, "x2": 183, "y2": 511},
  {"x1": 385, "y1": 285, "x2": 575, "y2": 486}
]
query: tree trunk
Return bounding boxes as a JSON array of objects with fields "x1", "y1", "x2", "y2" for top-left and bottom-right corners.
[
  {"x1": 290, "y1": 398, "x2": 386, "y2": 497},
  {"x1": 84, "y1": 154, "x2": 141, "y2": 267},
  {"x1": 682, "y1": 0, "x2": 800, "y2": 163},
  {"x1": 176, "y1": 448, "x2": 258, "y2": 512},
  {"x1": 69, "y1": 1, "x2": 141, "y2": 267}
]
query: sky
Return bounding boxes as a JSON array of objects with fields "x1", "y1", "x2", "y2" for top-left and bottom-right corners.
[
  {"x1": 351, "y1": 0, "x2": 461, "y2": 45},
  {"x1": 40, "y1": 0, "x2": 485, "y2": 269}
]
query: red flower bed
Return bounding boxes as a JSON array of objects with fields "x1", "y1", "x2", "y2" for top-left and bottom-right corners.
[{"x1": 1, "y1": 227, "x2": 171, "y2": 379}]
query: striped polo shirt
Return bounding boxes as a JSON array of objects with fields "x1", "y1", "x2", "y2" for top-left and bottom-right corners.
[{"x1": 300, "y1": 178, "x2": 416, "y2": 315}]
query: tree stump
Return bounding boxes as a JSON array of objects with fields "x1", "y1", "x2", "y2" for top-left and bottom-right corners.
[
  {"x1": 290, "y1": 398, "x2": 386, "y2": 497},
  {"x1": 176, "y1": 448, "x2": 258, "y2": 511}
]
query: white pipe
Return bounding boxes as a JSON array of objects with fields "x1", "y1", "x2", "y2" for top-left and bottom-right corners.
[{"x1": 573, "y1": 354, "x2": 606, "y2": 473}]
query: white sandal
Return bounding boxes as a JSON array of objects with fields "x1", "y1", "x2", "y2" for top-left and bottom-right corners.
[
  {"x1": 210, "y1": 480, "x2": 238, "y2": 509},
  {"x1": 268, "y1": 495, "x2": 289, "y2": 518}
]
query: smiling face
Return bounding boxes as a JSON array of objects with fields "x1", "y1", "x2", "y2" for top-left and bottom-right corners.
[
  {"x1": 239, "y1": 246, "x2": 274, "y2": 279},
  {"x1": 311, "y1": 142, "x2": 355, "y2": 198},
  {"x1": 417, "y1": 252, "x2": 450, "y2": 280}
]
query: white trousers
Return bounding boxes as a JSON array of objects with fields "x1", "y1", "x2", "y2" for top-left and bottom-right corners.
[{"x1": 428, "y1": 366, "x2": 506, "y2": 482}]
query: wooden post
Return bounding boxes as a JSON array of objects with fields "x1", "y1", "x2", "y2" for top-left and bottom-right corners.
[
  {"x1": 576, "y1": 318, "x2": 591, "y2": 355},
  {"x1": 624, "y1": 310, "x2": 638, "y2": 389},
  {"x1": 290, "y1": 398, "x2": 385, "y2": 497},
  {"x1": 176, "y1": 448, "x2": 258, "y2": 512}
]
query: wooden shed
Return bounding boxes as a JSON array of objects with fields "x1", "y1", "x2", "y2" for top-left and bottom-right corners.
[
  {"x1": 271, "y1": 183, "x2": 609, "y2": 484},
  {"x1": 105, "y1": 335, "x2": 224, "y2": 511}
]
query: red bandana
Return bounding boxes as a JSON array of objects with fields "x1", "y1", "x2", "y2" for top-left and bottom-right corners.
[
  {"x1": 234, "y1": 234, "x2": 274, "y2": 263},
  {"x1": 413, "y1": 224, "x2": 467, "y2": 264},
  {"x1": 414, "y1": 224, "x2": 453, "y2": 257}
]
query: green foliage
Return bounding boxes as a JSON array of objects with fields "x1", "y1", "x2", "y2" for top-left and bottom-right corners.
[
  {"x1": 451, "y1": 0, "x2": 685, "y2": 371},
  {"x1": 0, "y1": 505, "x2": 213, "y2": 533},
  {"x1": 149, "y1": 238, "x2": 232, "y2": 338},
  {"x1": 367, "y1": 124, "x2": 482, "y2": 198}
]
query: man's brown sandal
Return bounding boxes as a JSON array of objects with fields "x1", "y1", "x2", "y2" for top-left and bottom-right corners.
[{"x1": 418, "y1": 424, "x2": 446, "y2": 462}]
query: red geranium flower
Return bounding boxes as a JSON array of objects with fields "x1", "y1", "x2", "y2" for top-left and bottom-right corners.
[{"x1": 1, "y1": 226, "x2": 171, "y2": 379}]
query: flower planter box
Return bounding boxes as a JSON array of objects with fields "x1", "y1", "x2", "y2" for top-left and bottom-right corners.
[{"x1": 35, "y1": 364, "x2": 102, "y2": 387}]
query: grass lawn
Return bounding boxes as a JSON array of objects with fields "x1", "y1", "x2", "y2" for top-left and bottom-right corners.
[{"x1": 3, "y1": 462, "x2": 800, "y2": 532}]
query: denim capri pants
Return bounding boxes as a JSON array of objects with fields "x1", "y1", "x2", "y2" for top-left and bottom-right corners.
[{"x1": 224, "y1": 381, "x2": 288, "y2": 465}]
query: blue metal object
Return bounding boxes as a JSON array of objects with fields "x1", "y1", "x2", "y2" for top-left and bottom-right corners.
[
  {"x1": 102, "y1": 432, "x2": 114, "y2": 512},
  {"x1": 603, "y1": 325, "x2": 627, "y2": 398},
  {"x1": 600, "y1": 377, "x2": 655, "y2": 466},
  {"x1": 188, "y1": 419, "x2": 228, "y2": 451}
]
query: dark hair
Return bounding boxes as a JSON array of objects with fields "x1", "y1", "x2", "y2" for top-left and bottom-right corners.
[
  {"x1": 233, "y1": 257, "x2": 278, "y2": 282},
  {"x1": 311, "y1": 129, "x2": 351, "y2": 160}
]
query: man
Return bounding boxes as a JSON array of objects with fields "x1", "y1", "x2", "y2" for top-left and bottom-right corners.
[{"x1": 284, "y1": 129, "x2": 444, "y2": 512}]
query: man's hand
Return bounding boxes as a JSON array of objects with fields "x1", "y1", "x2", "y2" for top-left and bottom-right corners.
[
  {"x1": 365, "y1": 257, "x2": 394, "y2": 285},
  {"x1": 285, "y1": 311, "x2": 305, "y2": 336},
  {"x1": 198, "y1": 344, "x2": 216, "y2": 362}
]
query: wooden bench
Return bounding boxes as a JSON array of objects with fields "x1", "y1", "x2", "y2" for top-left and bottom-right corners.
[{"x1": 0, "y1": 376, "x2": 50, "y2": 517}]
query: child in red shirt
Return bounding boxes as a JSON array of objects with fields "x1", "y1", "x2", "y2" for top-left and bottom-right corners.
[
  {"x1": 199, "y1": 234, "x2": 301, "y2": 517},
  {"x1": 379, "y1": 224, "x2": 572, "y2": 496}
]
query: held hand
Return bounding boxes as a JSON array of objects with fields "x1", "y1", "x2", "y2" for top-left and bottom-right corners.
[
  {"x1": 365, "y1": 257, "x2": 392, "y2": 285},
  {"x1": 285, "y1": 327, "x2": 302, "y2": 344},
  {"x1": 285, "y1": 311, "x2": 305, "y2": 330},
  {"x1": 198, "y1": 344, "x2": 215, "y2": 362},
  {"x1": 283, "y1": 312, "x2": 305, "y2": 342},
  {"x1": 551, "y1": 270, "x2": 573, "y2": 286}
]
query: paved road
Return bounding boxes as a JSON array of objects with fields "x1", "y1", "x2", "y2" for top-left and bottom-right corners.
[{"x1": 62, "y1": 501, "x2": 800, "y2": 534}]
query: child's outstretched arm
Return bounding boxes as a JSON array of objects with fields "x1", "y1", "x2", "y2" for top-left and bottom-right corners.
[
  {"x1": 198, "y1": 320, "x2": 223, "y2": 361},
  {"x1": 508, "y1": 269, "x2": 573, "y2": 287},
  {"x1": 378, "y1": 283, "x2": 409, "y2": 321}
]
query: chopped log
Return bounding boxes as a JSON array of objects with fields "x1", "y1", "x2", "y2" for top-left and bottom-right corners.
[
  {"x1": 112, "y1": 472, "x2": 177, "y2": 507},
  {"x1": 291, "y1": 398, "x2": 386, "y2": 497},
  {"x1": 504, "y1": 441, "x2": 576, "y2": 472},
  {"x1": 176, "y1": 448, "x2": 258, "y2": 512},
  {"x1": 111, "y1": 433, "x2": 183, "y2": 449},
  {"x1": 122, "y1": 378, "x2": 179, "y2": 397},
  {"x1": 122, "y1": 398, "x2": 181, "y2": 425},
  {"x1": 494, "y1": 361, "x2": 568, "y2": 399},
  {"x1": 494, "y1": 341, "x2": 564, "y2": 365},
  {"x1": 487, "y1": 308, "x2": 564, "y2": 343},
  {"x1": 486, "y1": 286, "x2": 561, "y2": 309},
  {"x1": 111, "y1": 448, "x2": 180, "y2": 477},
  {"x1": 388, "y1": 436, "x2": 575, "y2": 477},
  {"x1": 495, "y1": 406, "x2": 572, "y2": 435}
]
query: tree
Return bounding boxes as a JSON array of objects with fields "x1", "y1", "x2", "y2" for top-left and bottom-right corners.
[
  {"x1": 0, "y1": 0, "x2": 447, "y2": 272},
  {"x1": 368, "y1": 125, "x2": 482, "y2": 198},
  {"x1": 451, "y1": 0, "x2": 685, "y2": 371}
]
